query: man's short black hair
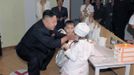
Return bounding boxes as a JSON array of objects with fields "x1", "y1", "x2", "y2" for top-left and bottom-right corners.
[
  {"x1": 65, "y1": 20, "x2": 75, "y2": 27},
  {"x1": 42, "y1": 10, "x2": 56, "y2": 19}
]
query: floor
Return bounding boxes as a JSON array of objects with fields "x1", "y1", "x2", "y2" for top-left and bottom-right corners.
[{"x1": 0, "y1": 47, "x2": 115, "y2": 75}]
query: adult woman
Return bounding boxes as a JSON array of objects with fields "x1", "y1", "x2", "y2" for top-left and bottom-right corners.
[
  {"x1": 36, "y1": 0, "x2": 51, "y2": 20},
  {"x1": 52, "y1": 0, "x2": 68, "y2": 30},
  {"x1": 80, "y1": 0, "x2": 94, "y2": 22}
]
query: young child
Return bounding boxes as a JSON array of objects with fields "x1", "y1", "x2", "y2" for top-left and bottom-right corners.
[
  {"x1": 56, "y1": 20, "x2": 75, "y2": 67},
  {"x1": 58, "y1": 20, "x2": 75, "y2": 35},
  {"x1": 60, "y1": 22, "x2": 95, "y2": 75}
]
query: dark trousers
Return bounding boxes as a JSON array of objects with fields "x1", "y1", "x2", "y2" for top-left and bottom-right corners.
[
  {"x1": 16, "y1": 49, "x2": 41, "y2": 75},
  {"x1": 27, "y1": 53, "x2": 40, "y2": 75},
  {"x1": 16, "y1": 44, "x2": 56, "y2": 75}
]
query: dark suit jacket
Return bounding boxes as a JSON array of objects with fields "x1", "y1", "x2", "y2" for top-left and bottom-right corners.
[
  {"x1": 16, "y1": 20, "x2": 64, "y2": 70},
  {"x1": 52, "y1": 6, "x2": 68, "y2": 30}
]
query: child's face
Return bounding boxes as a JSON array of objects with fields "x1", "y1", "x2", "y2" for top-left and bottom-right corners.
[{"x1": 64, "y1": 24, "x2": 75, "y2": 34}]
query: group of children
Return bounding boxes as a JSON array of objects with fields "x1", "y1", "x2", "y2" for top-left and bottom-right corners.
[{"x1": 56, "y1": 20, "x2": 95, "y2": 75}]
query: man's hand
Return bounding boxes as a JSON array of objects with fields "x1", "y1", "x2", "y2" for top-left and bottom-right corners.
[
  {"x1": 61, "y1": 33, "x2": 76, "y2": 45},
  {"x1": 67, "y1": 33, "x2": 76, "y2": 40}
]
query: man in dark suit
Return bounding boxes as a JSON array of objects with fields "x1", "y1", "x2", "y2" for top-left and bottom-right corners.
[
  {"x1": 52, "y1": 0, "x2": 68, "y2": 30},
  {"x1": 16, "y1": 10, "x2": 75, "y2": 75}
]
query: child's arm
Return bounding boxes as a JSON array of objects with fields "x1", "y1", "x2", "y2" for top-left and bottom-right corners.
[
  {"x1": 55, "y1": 48, "x2": 68, "y2": 67},
  {"x1": 62, "y1": 42, "x2": 79, "y2": 62},
  {"x1": 64, "y1": 48, "x2": 78, "y2": 62}
]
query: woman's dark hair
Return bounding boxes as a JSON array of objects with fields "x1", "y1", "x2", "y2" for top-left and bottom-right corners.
[{"x1": 42, "y1": 10, "x2": 56, "y2": 19}]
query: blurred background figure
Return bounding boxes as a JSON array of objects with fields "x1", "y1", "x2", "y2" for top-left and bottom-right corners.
[
  {"x1": 93, "y1": 0, "x2": 105, "y2": 25},
  {"x1": 124, "y1": 13, "x2": 134, "y2": 44},
  {"x1": 36, "y1": 0, "x2": 51, "y2": 20},
  {"x1": 103, "y1": 0, "x2": 114, "y2": 31},
  {"x1": 80, "y1": 0, "x2": 94, "y2": 22},
  {"x1": 112, "y1": 0, "x2": 132, "y2": 40},
  {"x1": 52, "y1": 0, "x2": 68, "y2": 30}
]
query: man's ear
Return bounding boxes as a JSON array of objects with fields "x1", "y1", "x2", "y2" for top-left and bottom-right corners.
[
  {"x1": 42, "y1": 19, "x2": 47, "y2": 26},
  {"x1": 42, "y1": 18, "x2": 46, "y2": 23}
]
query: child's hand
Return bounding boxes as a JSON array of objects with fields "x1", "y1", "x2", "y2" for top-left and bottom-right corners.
[
  {"x1": 88, "y1": 40, "x2": 96, "y2": 44},
  {"x1": 62, "y1": 43, "x2": 69, "y2": 50}
]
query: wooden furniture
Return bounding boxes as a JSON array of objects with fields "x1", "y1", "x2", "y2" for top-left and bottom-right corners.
[
  {"x1": 89, "y1": 45, "x2": 133, "y2": 75},
  {"x1": 91, "y1": 21, "x2": 134, "y2": 75}
]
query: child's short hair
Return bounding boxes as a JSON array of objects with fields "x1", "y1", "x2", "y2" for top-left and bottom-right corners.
[{"x1": 65, "y1": 20, "x2": 75, "y2": 27}]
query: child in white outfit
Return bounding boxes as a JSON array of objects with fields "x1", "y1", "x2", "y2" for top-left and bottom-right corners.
[
  {"x1": 60, "y1": 22, "x2": 95, "y2": 75},
  {"x1": 56, "y1": 20, "x2": 75, "y2": 67}
]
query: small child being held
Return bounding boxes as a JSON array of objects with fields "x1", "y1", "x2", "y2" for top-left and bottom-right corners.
[
  {"x1": 56, "y1": 20, "x2": 75, "y2": 67},
  {"x1": 60, "y1": 22, "x2": 95, "y2": 75}
]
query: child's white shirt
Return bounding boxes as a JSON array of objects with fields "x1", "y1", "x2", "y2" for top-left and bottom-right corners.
[{"x1": 60, "y1": 39, "x2": 95, "y2": 75}]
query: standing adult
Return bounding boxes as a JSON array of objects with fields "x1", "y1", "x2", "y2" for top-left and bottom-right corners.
[
  {"x1": 93, "y1": 0, "x2": 105, "y2": 24},
  {"x1": 52, "y1": 0, "x2": 68, "y2": 30},
  {"x1": 36, "y1": 0, "x2": 51, "y2": 20},
  {"x1": 103, "y1": 0, "x2": 114, "y2": 31},
  {"x1": 112, "y1": 0, "x2": 131, "y2": 40},
  {"x1": 16, "y1": 10, "x2": 75, "y2": 75},
  {"x1": 80, "y1": 0, "x2": 94, "y2": 22}
]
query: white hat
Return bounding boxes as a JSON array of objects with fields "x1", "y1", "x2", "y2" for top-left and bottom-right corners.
[
  {"x1": 74, "y1": 22, "x2": 90, "y2": 37},
  {"x1": 129, "y1": 14, "x2": 134, "y2": 25}
]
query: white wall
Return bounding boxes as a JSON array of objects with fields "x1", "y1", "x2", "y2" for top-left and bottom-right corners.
[
  {"x1": 24, "y1": 0, "x2": 56, "y2": 31},
  {"x1": 63, "y1": 0, "x2": 70, "y2": 19},
  {"x1": 24, "y1": 0, "x2": 70, "y2": 30},
  {"x1": 0, "y1": 0, "x2": 25, "y2": 47},
  {"x1": 0, "y1": 0, "x2": 70, "y2": 47},
  {"x1": 71, "y1": 0, "x2": 83, "y2": 20},
  {"x1": 24, "y1": 0, "x2": 37, "y2": 31}
]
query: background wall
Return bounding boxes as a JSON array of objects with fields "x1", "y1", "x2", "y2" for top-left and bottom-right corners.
[
  {"x1": 24, "y1": 0, "x2": 70, "y2": 31},
  {"x1": 0, "y1": 0, "x2": 25, "y2": 47},
  {"x1": 24, "y1": 0, "x2": 37, "y2": 31},
  {"x1": 0, "y1": 0, "x2": 70, "y2": 47},
  {"x1": 70, "y1": 0, "x2": 83, "y2": 20}
]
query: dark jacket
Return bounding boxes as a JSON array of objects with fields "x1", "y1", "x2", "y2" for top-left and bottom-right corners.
[
  {"x1": 52, "y1": 6, "x2": 68, "y2": 30},
  {"x1": 16, "y1": 20, "x2": 64, "y2": 70}
]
